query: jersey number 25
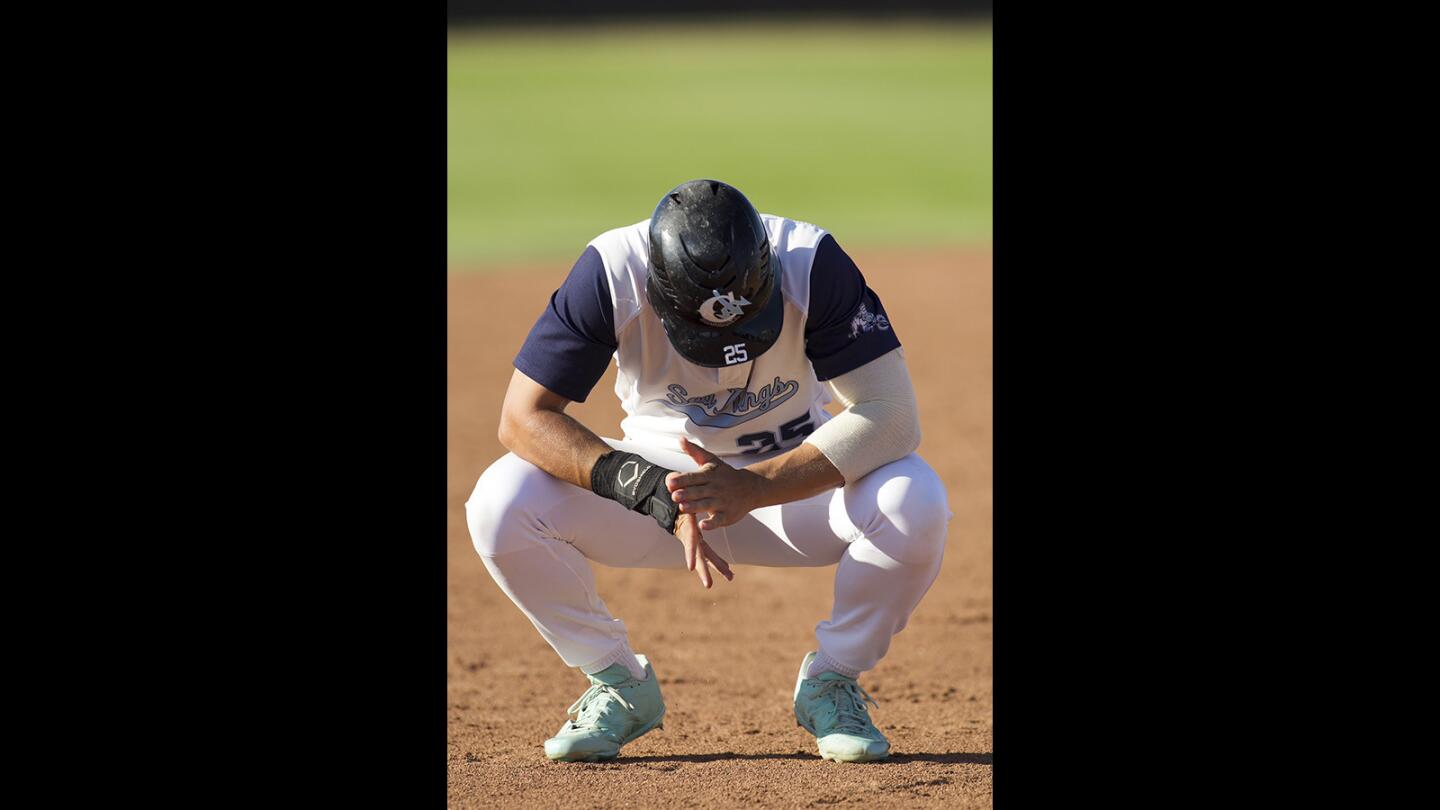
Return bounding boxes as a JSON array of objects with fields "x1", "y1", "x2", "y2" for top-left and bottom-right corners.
[{"x1": 737, "y1": 414, "x2": 815, "y2": 455}]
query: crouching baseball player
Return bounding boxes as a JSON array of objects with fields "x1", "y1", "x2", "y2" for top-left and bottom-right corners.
[{"x1": 466, "y1": 179, "x2": 951, "y2": 763}]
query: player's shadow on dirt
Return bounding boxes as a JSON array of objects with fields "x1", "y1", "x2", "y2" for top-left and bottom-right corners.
[
  {"x1": 885, "y1": 752, "x2": 993, "y2": 765},
  {"x1": 620, "y1": 752, "x2": 992, "y2": 765}
]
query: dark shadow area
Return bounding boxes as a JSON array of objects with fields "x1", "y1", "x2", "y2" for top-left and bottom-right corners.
[
  {"x1": 611, "y1": 751, "x2": 992, "y2": 765},
  {"x1": 886, "y1": 752, "x2": 992, "y2": 765},
  {"x1": 619, "y1": 752, "x2": 816, "y2": 763}
]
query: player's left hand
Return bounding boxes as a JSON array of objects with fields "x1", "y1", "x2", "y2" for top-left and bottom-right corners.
[{"x1": 666, "y1": 437, "x2": 764, "y2": 531}]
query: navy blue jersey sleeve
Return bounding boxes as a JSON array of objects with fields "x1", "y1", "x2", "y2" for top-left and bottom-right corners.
[
  {"x1": 512, "y1": 246, "x2": 618, "y2": 403},
  {"x1": 804, "y1": 235, "x2": 902, "y2": 381}
]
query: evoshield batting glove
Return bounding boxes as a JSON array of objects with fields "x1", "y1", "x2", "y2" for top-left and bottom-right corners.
[{"x1": 590, "y1": 451, "x2": 680, "y2": 534}]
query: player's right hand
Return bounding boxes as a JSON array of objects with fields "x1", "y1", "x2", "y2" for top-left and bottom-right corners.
[{"x1": 673, "y1": 511, "x2": 734, "y2": 589}]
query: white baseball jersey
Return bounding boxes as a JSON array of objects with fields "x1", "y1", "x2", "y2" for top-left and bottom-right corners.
[{"x1": 511, "y1": 214, "x2": 900, "y2": 461}]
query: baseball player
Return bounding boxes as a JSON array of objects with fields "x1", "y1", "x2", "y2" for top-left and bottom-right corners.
[{"x1": 466, "y1": 179, "x2": 951, "y2": 763}]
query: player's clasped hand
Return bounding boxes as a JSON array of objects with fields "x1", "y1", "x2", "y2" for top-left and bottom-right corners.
[
  {"x1": 667, "y1": 437, "x2": 757, "y2": 589},
  {"x1": 666, "y1": 437, "x2": 766, "y2": 532}
]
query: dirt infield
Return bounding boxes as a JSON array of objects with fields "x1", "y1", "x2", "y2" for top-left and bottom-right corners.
[{"x1": 447, "y1": 246, "x2": 991, "y2": 808}]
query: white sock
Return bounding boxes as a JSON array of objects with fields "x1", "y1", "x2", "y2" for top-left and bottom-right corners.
[
  {"x1": 807, "y1": 649, "x2": 861, "y2": 680},
  {"x1": 581, "y1": 640, "x2": 646, "y2": 681}
]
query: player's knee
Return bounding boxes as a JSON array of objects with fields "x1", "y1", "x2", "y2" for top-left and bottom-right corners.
[
  {"x1": 872, "y1": 463, "x2": 950, "y2": 566},
  {"x1": 465, "y1": 453, "x2": 548, "y2": 558}
]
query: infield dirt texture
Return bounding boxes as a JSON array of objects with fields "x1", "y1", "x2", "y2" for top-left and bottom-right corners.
[{"x1": 447, "y1": 244, "x2": 991, "y2": 807}]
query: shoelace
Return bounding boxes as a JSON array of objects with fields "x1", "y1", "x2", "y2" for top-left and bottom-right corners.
[
  {"x1": 812, "y1": 679, "x2": 881, "y2": 736},
  {"x1": 567, "y1": 682, "x2": 635, "y2": 730}
]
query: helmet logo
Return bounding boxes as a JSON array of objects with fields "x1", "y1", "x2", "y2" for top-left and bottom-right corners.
[{"x1": 698, "y1": 290, "x2": 751, "y2": 326}]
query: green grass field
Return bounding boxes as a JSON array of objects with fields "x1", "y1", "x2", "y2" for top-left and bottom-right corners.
[{"x1": 448, "y1": 22, "x2": 991, "y2": 266}]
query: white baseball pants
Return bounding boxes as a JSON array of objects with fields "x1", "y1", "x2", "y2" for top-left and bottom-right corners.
[{"x1": 465, "y1": 438, "x2": 951, "y2": 677}]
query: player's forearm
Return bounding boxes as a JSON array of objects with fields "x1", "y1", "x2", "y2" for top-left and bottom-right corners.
[
  {"x1": 741, "y1": 442, "x2": 846, "y2": 508},
  {"x1": 801, "y1": 349, "x2": 921, "y2": 483},
  {"x1": 499, "y1": 408, "x2": 613, "y2": 491}
]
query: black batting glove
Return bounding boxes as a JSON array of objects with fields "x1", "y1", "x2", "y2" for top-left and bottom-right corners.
[{"x1": 590, "y1": 451, "x2": 680, "y2": 534}]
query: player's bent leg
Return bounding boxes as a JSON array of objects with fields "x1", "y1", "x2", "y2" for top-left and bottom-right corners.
[
  {"x1": 839, "y1": 453, "x2": 952, "y2": 570},
  {"x1": 466, "y1": 453, "x2": 643, "y2": 672},
  {"x1": 466, "y1": 451, "x2": 687, "y2": 662},
  {"x1": 721, "y1": 453, "x2": 947, "y2": 570},
  {"x1": 817, "y1": 452, "x2": 952, "y2": 670},
  {"x1": 721, "y1": 496, "x2": 851, "y2": 567},
  {"x1": 466, "y1": 451, "x2": 675, "y2": 761},
  {"x1": 794, "y1": 454, "x2": 952, "y2": 762}
]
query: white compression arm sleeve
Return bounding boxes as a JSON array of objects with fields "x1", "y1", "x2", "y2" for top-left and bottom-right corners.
[{"x1": 802, "y1": 347, "x2": 922, "y2": 484}]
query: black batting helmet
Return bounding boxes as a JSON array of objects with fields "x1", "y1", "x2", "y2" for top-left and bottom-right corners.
[{"x1": 646, "y1": 179, "x2": 783, "y2": 368}]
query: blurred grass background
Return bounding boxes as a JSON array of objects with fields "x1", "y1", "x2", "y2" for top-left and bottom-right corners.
[{"x1": 448, "y1": 21, "x2": 991, "y2": 267}]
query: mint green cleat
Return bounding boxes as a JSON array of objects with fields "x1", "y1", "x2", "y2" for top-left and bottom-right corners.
[
  {"x1": 793, "y1": 651, "x2": 891, "y2": 763},
  {"x1": 544, "y1": 654, "x2": 665, "y2": 762}
]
